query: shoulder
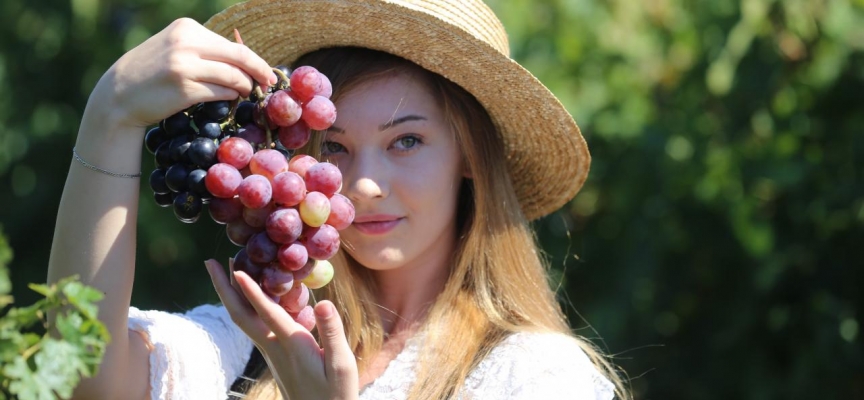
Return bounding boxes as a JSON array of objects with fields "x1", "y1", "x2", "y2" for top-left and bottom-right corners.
[{"x1": 461, "y1": 331, "x2": 616, "y2": 400}]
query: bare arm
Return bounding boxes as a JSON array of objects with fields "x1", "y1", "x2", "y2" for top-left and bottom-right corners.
[{"x1": 46, "y1": 18, "x2": 276, "y2": 399}]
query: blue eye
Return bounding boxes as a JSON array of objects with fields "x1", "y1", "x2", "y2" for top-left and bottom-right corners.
[{"x1": 322, "y1": 141, "x2": 346, "y2": 155}]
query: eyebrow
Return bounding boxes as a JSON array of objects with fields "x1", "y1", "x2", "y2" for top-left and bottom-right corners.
[{"x1": 326, "y1": 114, "x2": 427, "y2": 134}]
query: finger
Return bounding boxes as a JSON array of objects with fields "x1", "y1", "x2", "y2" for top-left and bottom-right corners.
[
  {"x1": 183, "y1": 81, "x2": 241, "y2": 104},
  {"x1": 205, "y1": 259, "x2": 263, "y2": 333},
  {"x1": 314, "y1": 301, "x2": 358, "y2": 389},
  {"x1": 198, "y1": 40, "x2": 277, "y2": 87},
  {"x1": 233, "y1": 269, "x2": 302, "y2": 338},
  {"x1": 191, "y1": 60, "x2": 256, "y2": 98}
]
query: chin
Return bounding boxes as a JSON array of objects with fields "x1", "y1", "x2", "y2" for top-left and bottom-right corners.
[{"x1": 350, "y1": 248, "x2": 406, "y2": 271}]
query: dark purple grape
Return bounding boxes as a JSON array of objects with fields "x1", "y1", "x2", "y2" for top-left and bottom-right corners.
[
  {"x1": 198, "y1": 121, "x2": 222, "y2": 140},
  {"x1": 145, "y1": 127, "x2": 167, "y2": 154},
  {"x1": 154, "y1": 142, "x2": 172, "y2": 169},
  {"x1": 235, "y1": 101, "x2": 256, "y2": 126},
  {"x1": 149, "y1": 168, "x2": 170, "y2": 194},
  {"x1": 162, "y1": 112, "x2": 192, "y2": 137},
  {"x1": 202, "y1": 101, "x2": 230, "y2": 121},
  {"x1": 173, "y1": 191, "x2": 202, "y2": 222},
  {"x1": 154, "y1": 192, "x2": 173, "y2": 207},
  {"x1": 188, "y1": 138, "x2": 218, "y2": 168},
  {"x1": 169, "y1": 135, "x2": 193, "y2": 163},
  {"x1": 186, "y1": 168, "x2": 209, "y2": 196},
  {"x1": 233, "y1": 248, "x2": 264, "y2": 281},
  {"x1": 247, "y1": 232, "x2": 278, "y2": 263},
  {"x1": 165, "y1": 164, "x2": 190, "y2": 192}
]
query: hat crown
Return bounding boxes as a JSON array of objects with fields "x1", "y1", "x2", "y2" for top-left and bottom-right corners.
[{"x1": 394, "y1": 0, "x2": 510, "y2": 56}]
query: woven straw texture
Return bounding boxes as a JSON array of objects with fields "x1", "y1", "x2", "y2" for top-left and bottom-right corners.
[{"x1": 205, "y1": 0, "x2": 590, "y2": 220}]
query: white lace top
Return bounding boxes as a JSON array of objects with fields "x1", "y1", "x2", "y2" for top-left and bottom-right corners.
[{"x1": 128, "y1": 305, "x2": 615, "y2": 400}]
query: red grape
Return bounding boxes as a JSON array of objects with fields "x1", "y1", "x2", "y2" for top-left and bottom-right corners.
[
  {"x1": 305, "y1": 162, "x2": 342, "y2": 197},
  {"x1": 236, "y1": 124, "x2": 266, "y2": 148},
  {"x1": 272, "y1": 171, "x2": 306, "y2": 207},
  {"x1": 262, "y1": 267, "x2": 294, "y2": 297},
  {"x1": 226, "y1": 219, "x2": 260, "y2": 246},
  {"x1": 237, "y1": 175, "x2": 272, "y2": 209},
  {"x1": 293, "y1": 259, "x2": 316, "y2": 281},
  {"x1": 279, "y1": 283, "x2": 309, "y2": 313},
  {"x1": 243, "y1": 202, "x2": 276, "y2": 228},
  {"x1": 326, "y1": 193, "x2": 355, "y2": 230},
  {"x1": 288, "y1": 154, "x2": 318, "y2": 178},
  {"x1": 205, "y1": 163, "x2": 243, "y2": 198},
  {"x1": 247, "y1": 232, "x2": 278, "y2": 263},
  {"x1": 233, "y1": 248, "x2": 264, "y2": 281},
  {"x1": 289, "y1": 66, "x2": 325, "y2": 102},
  {"x1": 216, "y1": 137, "x2": 254, "y2": 169},
  {"x1": 266, "y1": 89, "x2": 302, "y2": 127},
  {"x1": 276, "y1": 241, "x2": 308, "y2": 272},
  {"x1": 249, "y1": 149, "x2": 289, "y2": 182},
  {"x1": 277, "y1": 120, "x2": 312, "y2": 150},
  {"x1": 301, "y1": 224, "x2": 340, "y2": 260},
  {"x1": 209, "y1": 196, "x2": 244, "y2": 224},
  {"x1": 290, "y1": 305, "x2": 316, "y2": 331},
  {"x1": 266, "y1": 208, "x2": 303, "y2": 244},
  {"x1": 301, "y1": 95, "x2": 337, "y2": 130}
]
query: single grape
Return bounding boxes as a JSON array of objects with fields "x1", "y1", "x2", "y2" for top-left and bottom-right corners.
[
  {"x1": 186, "y1": 168, "x2": 209, "y2": 196},
  {"x1": 266, "y1": 208, "x2": 303, "y2": 244},
  {"x1": 188, "y1": 138, "x2": 218, "y2": 169},
  {"x1": 205, "y1": 163, "x2": 244, "y2": 198},
  {"x1": 301, "y1": 224, "x2": 340, "y2": 260},
  {"x1": 235, "y1": 101, "x2": 256, "y2": 126},
  {"x1": 277, "y1": 120, "x2": 311, "y2": 150},
  {"x1": 173, "y1": 192, "x2": 202, "y2": 222},
  {"x1": 299, "y1": 191, "x2": 331, "y2": 227},
  {"x1": 272, "y1": 171, "x2": 306, "y2": 207},
  {"x1": 145, "y1": 126, "x2": 167, "y2": 154},
  {"x1": 278, "y1": 283, "x2": 309, "y2": 314},
  {"x1": 249, "y1": 149, "x2": 289, "y2": 182},
  {"x1": 154, "y1": 192, "x2": 173, "y2": 208},
  {"x1": 301, "y1": 95, "x2": 337, "y2": 130},
  {"x1": 276, "y1": 241, "x2": 308, "y2": 272},
  {"x1": 209, "y1": 197, "x2": 244, "y2": 224},
  {"x1": 326, "y1": 193, "x2": 355, "y2": 230},
  {"x1": 226, "y1": 219, "x2": 260, "y2": 246},
  {"x1": 216, "y1": 137, "x2": 254, "y2": 170},
  {"x1": 198, "y1": 121, "x2": 222, "y2": 140},
  {"x1": 162, "y1": 112, "x2": 192, "y2": 137},
  {"x1": 305, "y1": 162, "x2": 342, "y2": 197},
  {"x1": 168, "y1": 135, "x2": 193, "y2": 163},
  {"x1": 262, "y1": 267, "x2": 294, "y2": 297},
  {"x1": 302, "y1": 259, "x2": 334, "y2": 289},
  {"x1": 236, "y1": 124, "x2": 267, "y2": 148},
  {"x1": 247, "y1": 232, "x2": 279, "y2": 263},
  {"x1": 318, "y1": 73, "x2": 333, "y2": 99},
  {"x1": 290, "y1": 66, "x2": 325, "y2": 102},
  {"x1": 233, "y1": 248, "x2": 264, "y2": 281},
  {"x1": 288, "y1": 154, "x2": 318, "y2": 178},
  {"x1": 149, "y1": 168, "x2": 170, "y2": 195},
  {"x1": 237, "y1": 175, "x2": 273, "y2": 209},
  {"x1": 165, "y1": 164, "x2": 191, "y2": 192},
  {"x1": 243, "y1": 202, "x2": 276, "y2": 228},
  {"x1": 290, "y1": 305, "x2": 316, "y2": 332},
  {"x1": 266, "y1": 90, "x2": 303, "y2": 127},
  {"x1": 154, "y1": 142, "x2": 173, "y2": 169},
  {"x1": 202, "y1": 100, "x2": 231, "y2": 121}
]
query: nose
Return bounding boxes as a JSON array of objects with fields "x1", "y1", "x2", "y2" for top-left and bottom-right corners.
[{"x1": 340, "y1": 151, "x2": 389, "y2": 203}]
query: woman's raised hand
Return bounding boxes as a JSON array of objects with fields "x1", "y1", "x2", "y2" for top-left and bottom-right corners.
[
  {"x1": 205, "y1": 259, "x2": 360, "y2": 400},
  {"x1": 91, "y1": 17, "x2": 276, "y2": 132}
]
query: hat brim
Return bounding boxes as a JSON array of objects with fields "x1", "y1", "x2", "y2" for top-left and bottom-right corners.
[{"x1": 205, "y1": 0, "x2": 589, "y2": 220}]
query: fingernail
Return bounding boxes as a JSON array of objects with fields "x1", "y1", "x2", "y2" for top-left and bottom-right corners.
[{"x1": 270, "y1": 72, "x2": 278, "y2": 85}]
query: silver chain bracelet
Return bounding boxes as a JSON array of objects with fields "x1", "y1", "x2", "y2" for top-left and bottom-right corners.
[{"x1": 72, "y1": 147, "x2": 141, "y2": 178}]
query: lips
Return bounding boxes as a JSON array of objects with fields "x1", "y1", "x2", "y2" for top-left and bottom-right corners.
[{"x1": 352, "y1": 214, "x2": 403, "y2": 235}]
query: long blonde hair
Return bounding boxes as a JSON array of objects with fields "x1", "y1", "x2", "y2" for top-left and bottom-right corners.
[{"x1": 245, "y1": 47, "x2": 630, "y2": 399}]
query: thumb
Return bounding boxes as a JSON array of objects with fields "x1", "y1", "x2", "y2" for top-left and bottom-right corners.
[{"x1": 314, "y1": 301, "x2": 358, "y2": 390}]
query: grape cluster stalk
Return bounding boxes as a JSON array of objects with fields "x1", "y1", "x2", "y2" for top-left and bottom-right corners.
[{"x1": 143, "y1": 65, "x2": 352, "y2": 331}]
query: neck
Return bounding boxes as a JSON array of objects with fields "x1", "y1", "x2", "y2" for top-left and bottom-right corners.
[{"x1": 370, "y1": 242, "x2": 454, "y2": 336}]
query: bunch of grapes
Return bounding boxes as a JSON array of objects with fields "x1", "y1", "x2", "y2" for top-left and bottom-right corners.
[{"x1": 143, "y1": 65, "x2": 353, "y2": 331}]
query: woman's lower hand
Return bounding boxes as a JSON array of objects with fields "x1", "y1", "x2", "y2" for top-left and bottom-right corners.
[{"x1": 205, "y1": 259, "x2": 359, "y2": 400}]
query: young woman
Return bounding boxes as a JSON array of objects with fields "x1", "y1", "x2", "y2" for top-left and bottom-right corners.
[{"x1": 48, "y1": 0, "x2": 629, "y2": 399}]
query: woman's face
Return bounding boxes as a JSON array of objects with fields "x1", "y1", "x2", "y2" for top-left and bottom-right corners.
[{"x1": 322, "y1": 72, "x2": 464, "y2": 272}]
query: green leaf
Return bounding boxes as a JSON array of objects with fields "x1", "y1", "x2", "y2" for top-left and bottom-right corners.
[
  {"x1": 61, "y1": 281, "x2": 103, "y2": 320},
  {"x1": 4, "y1": 357, "x2": 56, "y2": 400}
]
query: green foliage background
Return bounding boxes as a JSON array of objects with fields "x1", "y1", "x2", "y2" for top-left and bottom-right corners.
[{"x1": 0, "y1": 0, "x2": 861, "y2": 398}]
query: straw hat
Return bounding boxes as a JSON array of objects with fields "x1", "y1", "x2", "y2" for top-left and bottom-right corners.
[{"x1": 205, "y1": 0, "x2": 590, "y2": 220}]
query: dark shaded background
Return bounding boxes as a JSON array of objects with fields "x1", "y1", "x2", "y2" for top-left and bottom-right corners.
[{"x1": 1, "y1": 0, "x2": 861, "y2": 398}]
